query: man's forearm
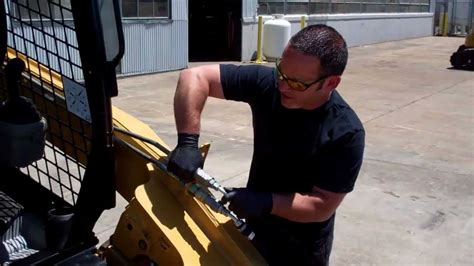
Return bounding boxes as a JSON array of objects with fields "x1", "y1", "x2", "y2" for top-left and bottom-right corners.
[
  {"x1": 271, "y1": 192, "x2": 338, "y2": 223},
  {"x1": 174, "y1": 69, "x2": 210, "y2": 134}
]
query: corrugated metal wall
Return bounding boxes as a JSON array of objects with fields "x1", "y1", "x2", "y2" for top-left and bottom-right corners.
[
  {"x1": 120, "y1": 0, "x2": 188, "y2": 76},
  {"x1": 450, "y1": 0, "x2": 473, "y2": 34},
  {"x1": 243, "y1": 0, "x2": 259, "y2": 18},
  {"x1": 173, "y1": 0, "x2": 188, "y2": 20},
  {"x1": 120, "y1": 21, "x2": 187, "y2": 75}
]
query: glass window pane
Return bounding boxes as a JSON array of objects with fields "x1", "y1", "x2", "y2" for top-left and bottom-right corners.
[
  {"x1": 139, "y1": 0, "x2": 154, "y2": 17},
  {"x1": 258, "y1": 0, "x2": 285, "y2": 14},
  {"x1": 271, "y1": 3, "x2": 285, "y2": 14},
  {"x1": 38, "y1": 0, "x2": 52, "y2": 18},
  {"x1": 409, "y1": 5, "x2": 421, "y2": 12},
  {"x1": 385, "y1": 3, "x2": 399, "y2": 12},
  {"x1": 258, "y1": 3, "x2": 272, "y2": 15},
  {"x1": 309, "y1": 0, "x2": 331, "y2": 14},
  {"x1": 363, "y1": 3, "x2": 386, "y2": 13},
  {"x1": 286, "y1": 3, "x2": 308, "y2": 14},
  {"x1": 16, "y1": 0, "x2": 50, "y2": 19},
  {"x1": 399, "y1": 4, "x2": 410, "y2": 12},
  {"x1": 122, "y1": 0, "x2": 138, "y2": 17},
  {"x1": 345, "y1": 2, "x2": 362, "y2": 13},
  {"x1": 51, "y1": 0, "x2": 73, "y2": 20},
  {"x1": 332, "y1": 0, "x2": 346, "y2": 14},
  {"x1": 154, "y1": 0, "x2": 169, "y2": 17}
]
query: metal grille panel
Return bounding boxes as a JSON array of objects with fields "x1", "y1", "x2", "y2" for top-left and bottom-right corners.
[{"x1": 1, "y1": 0, "x2": 91, "y2": 206}]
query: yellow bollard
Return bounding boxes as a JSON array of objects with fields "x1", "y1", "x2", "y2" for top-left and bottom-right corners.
[
  {"x1": 255, "y1": 16, "x2": 263, "y2": 64},
  {"x1": 300, "y1": 16, "x2": 306, "y2": 29},
  {"x1": 442, "y1": 12, "x2": 449, "y2": 36}
]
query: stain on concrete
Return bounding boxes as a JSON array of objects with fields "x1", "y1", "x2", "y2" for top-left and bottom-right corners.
[
  {"x1": 449, "y1": 211, "x2": 459, "y2": 217},
  {"x1": 421, "y1": 211, "x2": 446, "y2": 230},
  {"x1": 410, "y1": 195, "x2": 420, "y2": 201},
  {"x1": 372, "y1": 176, "x2": 385, "y2": 184},
  {"x1": 383, "y1": 191, "x2": 400, "y2": 198}
]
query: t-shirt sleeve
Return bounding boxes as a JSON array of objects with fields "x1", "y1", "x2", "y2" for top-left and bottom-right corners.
[
  {"x1": 313, "y1": 130, "x2": 365, "y2": 193},
  {"x1": 220, "y1": 64, "x2": 275, "y2": 104}
]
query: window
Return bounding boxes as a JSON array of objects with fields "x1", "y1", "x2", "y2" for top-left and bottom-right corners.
[
  {"x1": 258, "y1": 0, "x2": 431, "y2": 14},
  {"x1": 309, "y1": 0, "x2": 331, "y2": 14},
  {"x1": 286, "y1": 0, "x2": 309, "y2": 14},
  {"x1": 331, "y1": 0, "x2": 346, "y2": 13},
  {"x1": 258, "y1": 0, "x2": 285, "y2": 15},
  {"x1": 122, "y1": 0, "x2": 170, "y2": 18},
  {"x1": 13, "y1": 0, "x2": 73, "y2": 20},
  {"x1": 361, "y1": 0, "x2": 387, "y2": 13}
]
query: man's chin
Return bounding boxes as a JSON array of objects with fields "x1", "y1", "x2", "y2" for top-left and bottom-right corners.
[{"x1": 280, "y1": 98, "x2": 299, "y2": 109}]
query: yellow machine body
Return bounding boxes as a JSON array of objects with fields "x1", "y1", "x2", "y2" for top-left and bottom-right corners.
[
  {"x1": 465, "y1": 31, "x2": 474, "y2": 48},
  {"x1": 8, "y1": 48, "x2": 266, "y2": 265},
  {"x1": 111, "y1": 107, "x2": 265, "y2": 265}
]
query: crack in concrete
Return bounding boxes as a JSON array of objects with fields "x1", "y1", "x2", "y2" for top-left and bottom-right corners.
[{"x1": 383, "y1": 191, "x2": 401, "y2": 198}]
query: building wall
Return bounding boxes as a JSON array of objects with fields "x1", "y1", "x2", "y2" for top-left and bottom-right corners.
[
  {"x1": 448, "y1": 0, "x2": 473, "y2": 34},
  {"x1": 241, "y1": 13, "x2": 434, "y2": 61},
  {"x1": 243, "y1": 0, "x2": 259, "y2": 18},
  {"x1": 119, "y1": 0, "x2": 188, "y2": 76}
]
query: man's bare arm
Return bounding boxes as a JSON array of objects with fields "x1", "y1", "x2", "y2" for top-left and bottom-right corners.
[
  {"x1": 271, "y1": 186, "x2": 346, "y2": 223},
  {"x1": 174, "y1": 65, "x2": 225, "y2": 134}
]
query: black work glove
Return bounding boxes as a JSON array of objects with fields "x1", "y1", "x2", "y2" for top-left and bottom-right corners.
[
  {"x1": 221, "y1": 188, "x2": 273, "y2": 220},
  {"x1": 167, "y1": 133, "x2": 203, "y2": 183}
]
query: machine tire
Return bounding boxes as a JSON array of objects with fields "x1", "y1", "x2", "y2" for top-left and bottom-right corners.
[{"x1": 450, "y1": 46, "x2": 474, "y2": 70}]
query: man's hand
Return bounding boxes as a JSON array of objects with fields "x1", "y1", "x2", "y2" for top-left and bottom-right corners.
[
  {"x1": 167, "y1": 133, "x2": 203, "y2": 183},
  {"x1": 221, "y1": 188, "x2": 273, "y2": 219}
]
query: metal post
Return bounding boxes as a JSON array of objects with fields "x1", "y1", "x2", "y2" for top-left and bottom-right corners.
[
  {"x1": 468, "y1": 0, "x2": 473, "y2": 33},
  {"x1": 0, "y1": 0, "x2": 6, "y2": 67},
  {"x1": 451, "y1": 0, "x2": 457, "y2": 35},
  {"x1": 443, "y1": 9, "x2": 449, "y2": 36},
  {"x1": 68, "y1": 0, "x2": 124, "y2": 245},
  {"x1": 444, "y1": 0, "x2": 450, "y2": 36},
  {"x1": 256, "y1": 15, "x2": 264, "y2": 64}
]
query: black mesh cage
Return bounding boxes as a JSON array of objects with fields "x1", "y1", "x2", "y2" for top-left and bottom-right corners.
[{"x1": 0, "y1": 0, "x2": 92, "y2": 206}]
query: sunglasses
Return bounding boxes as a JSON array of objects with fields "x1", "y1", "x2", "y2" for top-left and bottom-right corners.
[{"x1": 275, "y1": 58, "x2": 328, "y2": 91}]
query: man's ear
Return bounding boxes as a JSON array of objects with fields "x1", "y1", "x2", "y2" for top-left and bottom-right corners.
[{"x1": 323, "y1": 75, "x2": 341, "y2": 92}]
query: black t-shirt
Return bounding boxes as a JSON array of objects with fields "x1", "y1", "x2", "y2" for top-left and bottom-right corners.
[
  {"x1": 220, "y1": 63, "x2": 365, "y2": 251},
  {"x1": 220, "y1": 64, "x2": 364, "y2": 193}
]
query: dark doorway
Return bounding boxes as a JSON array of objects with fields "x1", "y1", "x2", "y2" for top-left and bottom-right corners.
[{"x1": 189, "y1": 0, "x2": 242, "y2": 62}]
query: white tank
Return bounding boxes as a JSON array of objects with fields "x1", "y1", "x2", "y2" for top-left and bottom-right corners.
[{"x1": 263, "y1": 15, "x2": 291, "y2": 60}]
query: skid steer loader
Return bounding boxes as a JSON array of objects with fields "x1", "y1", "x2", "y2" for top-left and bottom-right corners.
[
  {"x1": 450, "y1": 31, "x2": 474, "y2": 70},
  {"x1": 0, "y1": 0, "x2": 265, "y2": 265}
]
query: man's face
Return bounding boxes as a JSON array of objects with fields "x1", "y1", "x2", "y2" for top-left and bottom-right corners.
[{"x1": 277, "y1": 46, "x2": 337, "y2": 110}]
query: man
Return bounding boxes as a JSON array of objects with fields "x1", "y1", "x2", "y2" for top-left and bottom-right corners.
[{"x1": 167, "y1": 25, "x2": 365, "y2": 265}]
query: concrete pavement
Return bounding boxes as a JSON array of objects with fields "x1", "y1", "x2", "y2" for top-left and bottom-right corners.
[{"x1": 94, "y1": 36, "x2": 473, "y2": 265}]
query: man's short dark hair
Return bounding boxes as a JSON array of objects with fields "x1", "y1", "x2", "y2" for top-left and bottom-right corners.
[{"x1": 289, "y1": 24, "x2": 348, "y2": 76}]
